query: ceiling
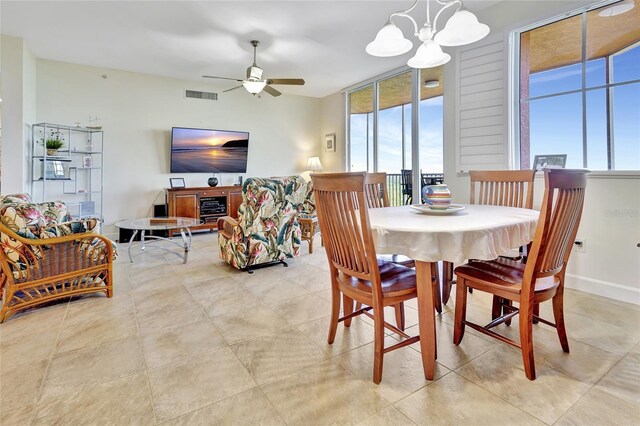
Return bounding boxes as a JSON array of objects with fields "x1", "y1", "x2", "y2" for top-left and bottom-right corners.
[{"x1": 0, "y1": 0, "x2": 499, "y2": 98}]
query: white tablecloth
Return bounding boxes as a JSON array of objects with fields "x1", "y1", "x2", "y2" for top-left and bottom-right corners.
[{"x1": 368, "y1": 204, "x2": 539, "y2": 263}]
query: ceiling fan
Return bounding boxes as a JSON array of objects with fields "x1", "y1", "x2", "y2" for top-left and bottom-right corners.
[{"x1": 203, "y1": 40, "x2": 305, "y2": 97}]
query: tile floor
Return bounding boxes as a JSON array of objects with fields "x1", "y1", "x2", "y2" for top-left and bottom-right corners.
[{"x1": 1, "y1": 234, "x2": 639, "y2": 425}]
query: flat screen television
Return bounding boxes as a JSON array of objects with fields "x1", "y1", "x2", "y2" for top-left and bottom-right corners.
[{"x1": 170, "y1": 127, "x2": 249, "y2": 173}]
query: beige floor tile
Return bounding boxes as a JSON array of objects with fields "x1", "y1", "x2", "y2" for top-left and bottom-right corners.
[
  {"x1": 335, "y1": 336, "x2": 449, "y2": 404},
  {"x1": 456, "y1": 346, "x2": 590, "y2": 424},
  {"x1": 261, "y1": 360, "x2": 388, "y2": 425},
  {"x1": 360, "y1": 305, "x2": 421, "y2": 330},
  {"x1": 167, "y1": 387, "x2": 284, "y2": 425},
  {"x1": 39, "y1": 336, "x2": 145, "y2": 401},
  {"x1": 147, "y1": 348, "x2": 256, "y2": 422},
  {"x1": 0, "y1": 358, "x2": 48, "y2": 413},
  {"x1": 132, "y1": 284, "x2": 194, "y2": 313},
  {"x1": 141, "y1": 320, "x2": 227, "y2": 369},
  {"x1": 561, "y1": 310, "x2": 640, "y2": 356},
  {"x1": 56, "y1": 310, "x2": 139, "y2": 354},
  {"x1": 395, "y1": 372, "x2": 544, "y2": 425},
  {"x1": 232, "y1": 328, "x2": 327, "y2": 384},
  {"x1": 65, "y1": 291, "x2": 135, "y2": 320},
  {"x1": 297, "y1": 316, "x2": 376, "y2": 356},
  {"x1": 268, "y1": 292, "x2": 331, "y2": 326},
  {"x1": 172, "y1": 257, "x2": 230, "y2": 283},
  {"x1": 555, "y1": 386, "x2": 640, "y2": 426},
  {"x1": 0, "y1": 327, "x2": 58, "y2": 365},
  {"x1": 32, "y1": 372, "x2": 155, "y2": 425},
  {"x1": 241, "y1": 274, "x2": 311, "y2": 306},
  {"x1": 281, "y1": 263, "x2": 330, "y2": 293},
  {"x1": 128, "y1": 261, "x2": 177, "y2": 283},
  {"x1": 212, "y1": 305, "x2": 289, "y2": 345},
  {"x1": 186, "y1": 276, "x2": 265, "y2": 318},
  {"x1": 135, "y1": 299, "x2": 208, "y2": 336},
  {"x1": 357, "y1": 406, "x2": 415, "y2": 426},
  {"x1": 595, "y1": 352, "x2": 640, "y2": 405},
  {"x1": 0, "y1": 301, "x2": 68, "y2": 345},
  {"x1": 441, "y1": 303, "x2": 520, "y2": 343},
  {"x1": 0, "y1": 406, "x2": 34, "y2": 426}
]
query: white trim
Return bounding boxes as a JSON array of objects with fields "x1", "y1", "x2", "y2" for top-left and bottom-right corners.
[
  {"x1": 565, "y1": 273, "x2": 640, "y2": 305},
  {"x1": 341, "y1": 64, "x2": 411, "y2": 94}
]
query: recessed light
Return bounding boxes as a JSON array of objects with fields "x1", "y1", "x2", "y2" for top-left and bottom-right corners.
[
  {"x1": 424, "y1": 80, "x2": 440, "y2": 88},
  {"x1": 599, "y1": 0, "x2": 634, "y2": 17}
]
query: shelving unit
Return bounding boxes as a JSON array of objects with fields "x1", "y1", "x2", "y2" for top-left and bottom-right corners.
[{"x1": 31, "y1": 123, "x2": 104, "y2": 220}]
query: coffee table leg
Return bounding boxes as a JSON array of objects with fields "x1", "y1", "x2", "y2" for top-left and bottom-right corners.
[
  {"x1": 127, "y1": 230, "x2": 138, "y2": 263},
  {"x1": 415, "y1": 261, "x2": 437, "y2": 380},
  {"x1": 179, "y1": 227, "x2": 192, "y2": 264}
]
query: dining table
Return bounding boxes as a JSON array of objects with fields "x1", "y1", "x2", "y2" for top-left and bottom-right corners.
[{"x1": 367, "y1": 203, "x2": 539, "y2": 380}]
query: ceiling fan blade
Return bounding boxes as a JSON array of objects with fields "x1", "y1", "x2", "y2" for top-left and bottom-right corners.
[
  {"x1": 202, "y1": 75, "x2": 243, "y2": 82},
  {"x1": 223, "y1": 85, "x2": 244, "y2": 93},
  {"x1": 266, "y1": 78, "x2": 305, "y2": 85},
  {"x1": 263, "y1": 85, "x2": 282, "y2": 97}
]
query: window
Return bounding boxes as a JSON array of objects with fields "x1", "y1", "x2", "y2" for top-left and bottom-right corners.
[
  {"x1": 517, "y1": 1, "x2": 640, "y2": 170},
  {"x1": 347, "y1": 68, "x2": 444, "y2": 205}
]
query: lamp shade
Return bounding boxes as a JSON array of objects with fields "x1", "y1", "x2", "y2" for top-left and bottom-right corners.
[
  {"x1": 434, "y1": 9, "x2": 490, "y2": 46},
  {"x1": 243, "y1": 80, "x2": 267, "y2": 94},
  {"x1": 366, "y1": 22, "x2": 413, "y2": 57},
  {"x1": 407, "y1": 39, "x2": 451, "y2": 68},
  {"x1": 307, "y1": 156, "x2": 323, "y2": 172}
]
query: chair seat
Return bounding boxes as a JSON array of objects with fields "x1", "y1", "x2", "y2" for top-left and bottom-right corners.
[
  {"x1": 454, "y1": 258, "x2": 558, "y2": 298},
  {"x1": 338, "y1": 261, "x2": 417, "y2": 300}
]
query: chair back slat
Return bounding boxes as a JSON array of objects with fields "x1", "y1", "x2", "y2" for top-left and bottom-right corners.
[
  {"x1": 365, "y1": 172, "x2": 389, "y2": 208},
  {"x1": 470, "y1": 170, "x2": 536, "y2": 209},
  {"x1": 312, "y1": 172, "x2": 380, "y2": 283},
  {"x1": 523, "y1": 169, "x2": 588, "y2": 296}
]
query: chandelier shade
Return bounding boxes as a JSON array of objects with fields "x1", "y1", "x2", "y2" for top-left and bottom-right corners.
[
  {"x1": 365, "y1": 0, "x2": 489, "y2": 68},
  {"x1": 407, "y1": 40, "x2": 451, "y2": 68},
  {"x1": 366, "y1": 22, "x2": 414, "y2": 57},
  {"x1": 433, "y1": 9, "x2": 490, "y2": 46},
  {"x1": 242, "y1": 80, "x2": 267, "y2": 94}
]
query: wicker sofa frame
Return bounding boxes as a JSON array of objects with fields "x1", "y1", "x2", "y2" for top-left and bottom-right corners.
[{"x1": 0, "y1": 222, "x2": 114, "y2": 323}]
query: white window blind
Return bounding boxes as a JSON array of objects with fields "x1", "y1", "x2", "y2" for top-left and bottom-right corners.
[{"x1": 455, "y1": 34, "x2": 509, "y2": 172}]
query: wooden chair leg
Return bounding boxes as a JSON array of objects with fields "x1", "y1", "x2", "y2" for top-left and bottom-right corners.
[
  {"x1": 432, "y1": 264, "x2": 442, "y2": 314},
  {"x1": 343, "y1": 294, "x2": 354, "y2": 327},
  {"x1": 453, "y1": 277, "x2": 468, "y2": 345},
  {"x1": 394, "y1": 302, "x2": 405, "y2": 331},
  {"x1": 328, "y1": 287, "x2": 341, "y2": 344},
  {"x1": 552, "y1": 278, "x2": 570, "y2": 353},
  {"x1": 373, "y1": 306, "x2": 385, "y2": 384},
  {"x1": 491, "y1": 296, "x2": 502, "y2": 320},
  {"x1": 504, "y1": 300, "x2": 513, "y2": 326},
  {"x1": 532, "y1": 303, "x2": 540, "y2": 324},
  {"x1": 441, "y1": 261, "x2": 453, "y2": 304},
  {"x1": 519, "y1": 301, "x2": 536, "y2": 380}
]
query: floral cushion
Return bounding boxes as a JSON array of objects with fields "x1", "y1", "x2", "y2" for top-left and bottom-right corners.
[
  {"x1": 219, "y1": 176, "x2": 306, "y2": 270},
  {"x1": 0, "y1": 193, "x2": 32, "y2": 204}
]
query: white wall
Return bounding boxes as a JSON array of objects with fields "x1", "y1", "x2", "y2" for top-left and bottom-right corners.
[
  {"x1": 0, "y1": 35, "x2": 36, "y2": 193},
  {"x1": 319, "y1": 92, "x2": 345, "y2": 172},
  {"x1": 35, "y1": 59, "x2": 322, "y2": 237}
]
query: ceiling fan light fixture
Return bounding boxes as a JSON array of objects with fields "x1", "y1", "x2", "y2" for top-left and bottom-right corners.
[
  {"x1": 407, "y1": 39, "x2": 451, "y2": 68},
  {"x1": 366, "y1": 22, "x2": 414, "y2": 57},
  {"x1": 434, "y1": 8, "x2": 490, "y2": 46},
  {"x1": 242, "y1": 80, "x2": 267, "y2": 94},
  {"x1": 598, "y1": 0, "x2": 635, "y2": 17},
  {"x1": 424, "y1": 79, "x2": 440, "y2": 88}
]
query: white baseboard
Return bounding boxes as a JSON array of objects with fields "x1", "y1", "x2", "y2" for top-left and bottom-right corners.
[{"x1": 565, "y1": 273, "x2": 640, "y2": 305}]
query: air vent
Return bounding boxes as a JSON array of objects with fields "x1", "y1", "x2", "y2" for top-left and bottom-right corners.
[{"x1": 185, "y1": 90, "x2": 218, "y2": 101}]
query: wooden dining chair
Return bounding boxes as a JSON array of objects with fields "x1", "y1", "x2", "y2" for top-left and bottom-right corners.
[
  {"x1": 453, "y1": 169, "x2": 588, "y2": 380},
  {"x1": 311, "y1": 172, "x2": 424, "y2": 384},
  {"x1": 441, "y1": 169, "x2": 536, "y2": 305}
]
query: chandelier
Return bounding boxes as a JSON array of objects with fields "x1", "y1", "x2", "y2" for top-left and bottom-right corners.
[{"x1": 366, "y1": 0, "x2": 490, "y2": 68}]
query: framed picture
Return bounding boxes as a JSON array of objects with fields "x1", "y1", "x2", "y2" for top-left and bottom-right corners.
[
  {"x1": 83, "y1": 155, "x2": 93, "y2": 168},
  {"x1": 169, "y1": 177, "x2": 186, "y2": 188},
  {"x1": 325, "y1": 133, "x2": 336, "y2": 152},
  {"x1": 532, "y1": 154, "x2": 567, "y2": 171}
]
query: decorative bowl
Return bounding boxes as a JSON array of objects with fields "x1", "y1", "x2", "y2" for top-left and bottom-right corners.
[{"x1": 423, "y1": 184, "x2": 451, "y2": 210}]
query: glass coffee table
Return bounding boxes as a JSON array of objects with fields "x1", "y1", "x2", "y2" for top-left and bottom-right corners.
[{"x1": 115, "y1": 217, "x2": 201, "y2": 264}]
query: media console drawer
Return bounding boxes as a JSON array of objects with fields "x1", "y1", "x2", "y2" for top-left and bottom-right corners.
[{"x1": 166, "y1": 186, "x2": 242, "y2": 236}]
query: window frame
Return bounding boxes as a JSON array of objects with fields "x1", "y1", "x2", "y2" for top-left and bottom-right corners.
[{"x1": 508, "y1": 0, "x2": 640, "y2": 175}]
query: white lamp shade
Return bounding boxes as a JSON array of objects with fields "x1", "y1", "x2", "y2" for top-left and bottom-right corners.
[
  {"x1": 407, "y1": 39, "x2": 451, "y2": 68},
  {"x1": 307, "y1": 156, "x2": 323, "y2": 171},
  {"x1": 434, "y1": 9, "x2": 490, "y2": 47},
  {"x1": 243, "y1": 80, "x2": 267, "y2": 94},
  {"x1": 366, "y1": 22, "x2": 413, "y2": 57}
]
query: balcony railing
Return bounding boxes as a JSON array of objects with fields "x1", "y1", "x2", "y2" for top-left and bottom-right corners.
[{"x1": 386, "y1": 173, "x2": 444, "y2": 206}]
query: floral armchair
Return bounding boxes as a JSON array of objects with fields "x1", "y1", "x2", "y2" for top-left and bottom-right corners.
[
  {"x1": 0, "y1": 193, "x2": 115, "y2": 322},
  {"x1": 217, "y1": 176, "x2": 307, "y2": 271}
]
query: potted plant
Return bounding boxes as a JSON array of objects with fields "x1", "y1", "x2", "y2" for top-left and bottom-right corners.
[{"x1": 42, "y1": 129, "x2": 65, "y2": 156}]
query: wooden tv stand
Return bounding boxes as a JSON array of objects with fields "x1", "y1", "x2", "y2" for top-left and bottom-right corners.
[{"x1": 166, "y1": 186, "x2": 243, "y2": 236}]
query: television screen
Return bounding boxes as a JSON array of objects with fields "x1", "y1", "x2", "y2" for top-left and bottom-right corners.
[{"x1": 170, "y1": 127, "x2": 249, "y2": 173}]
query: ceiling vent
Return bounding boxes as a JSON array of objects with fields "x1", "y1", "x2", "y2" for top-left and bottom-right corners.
[{"x1": 185, "y1": 90, "x2": 218, "y2": 101}]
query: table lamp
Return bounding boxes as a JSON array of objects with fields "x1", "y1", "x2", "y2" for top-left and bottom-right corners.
[{"x1": 307, "y1": 156, "x2": 323, "y2": 172}]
